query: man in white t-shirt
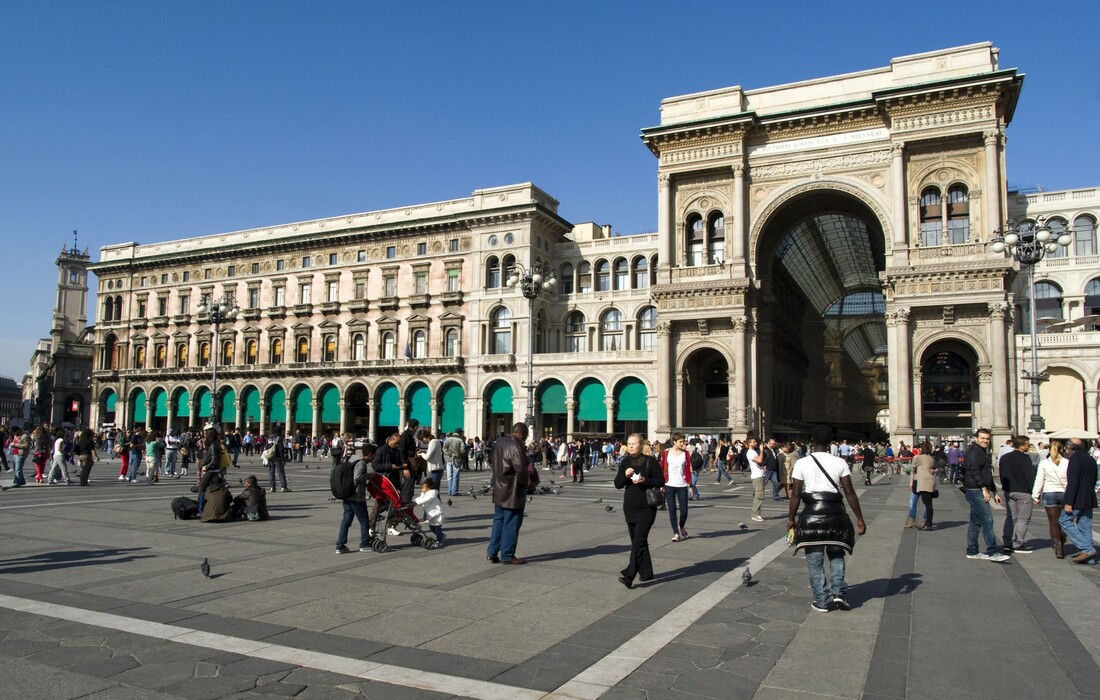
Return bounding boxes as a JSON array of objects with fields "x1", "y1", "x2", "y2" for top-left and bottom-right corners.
[
  {"x1": 745, "y1": 435, "x2": 765, "y2": 522},
  {"x1": 788, "y1": 424, "x2": 866, "y2": 613}
]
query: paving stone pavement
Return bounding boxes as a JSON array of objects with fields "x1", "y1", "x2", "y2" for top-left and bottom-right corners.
[{"x1": 0, "y1": 455, "x2": 1097, "y2": 699}]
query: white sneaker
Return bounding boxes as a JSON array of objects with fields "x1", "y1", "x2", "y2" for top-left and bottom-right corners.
[
  {"x1": 387, "y1": 527, "x2": 401, "y2": 536},
  {"x1": 966, "y1": 553, "x2": 990, "y2": 560},
  {"x1": 987, "y1": 552, "x2": 1011, "y2": 563},
  {"x1": 751, "y1": 515, "x2": 765, "y2": 522},
  {"x1": 117, "y1": 475, "x2": 126, "y2": 481}
]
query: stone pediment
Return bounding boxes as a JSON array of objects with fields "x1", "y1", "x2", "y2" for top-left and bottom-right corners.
[
  {"x1": 345, "y1": 317, "x2": 369, "y2": 328},
  {"x1": 291, "y1": 322, "x2": 313, "y2": 332},
  {"x1": 438, "y1": 312, "x2": 465, "y2": 322},
  {"x1": 265, "y1": 324, "x2": 286, "y2": 335},
  {"x1": 317, "y1": 319, "x2": 341, "y2": 330},
  {"x1": 405, "y1": 313, "x2": 430, "y2": 324}
]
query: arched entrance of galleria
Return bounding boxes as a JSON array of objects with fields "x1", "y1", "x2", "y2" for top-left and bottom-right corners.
[{"x1": 756, "y1": 190, "x2": 889, "y2": 439}]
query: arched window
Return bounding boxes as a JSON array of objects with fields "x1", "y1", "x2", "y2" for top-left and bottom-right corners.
[
  {"x1": 245, "y1": 339, "x2": 258, "y2": 365},
  {"x1": 946, "y1": 185, "x2": 969, "y2": 244},
  {"x1": 1075, "y1": 215, "x2": 1097, "y2": 257},
  {"x1": 638, "y1": 306, "x2": 657, "y2": 350},
  {"x1": 352, "y1": 333, "x2": 365, "y2": 361},
  {"x1": 270, "y1": 338, "x2": 283, "y2": 364},
  {"x1": 686, "y1": 214, "x2": 704, "y2": 266},
  {"x1": 919, "y1": 187, "x2": 942, "y2": 247},
  {"x1": 322, "y1": 334, "x2": 336, "y2": 362},
  {"x1": 103, "y1": 334, "x2": 118, "y2": 370},
  {"x1": 485, "y1": 256, "x2": 501, "y2": 288},
  {"x1": 1085, "y1": 278, "x2": 1100, "y2": 325},
  {"x1": 113, "y1": 297, "x2": 122, "y2": 320},
  {"x1": 502, "y1": 255, "x2": 516, "y2": 283},
  {"x1": 632, "y1": 256, "x2": 649, "y2": 289},
  {"x1": 414, "y1": 330, "x2": 426, "y2": 358},
  {"x1": 1047, "y1": 218, "x2": 1069, "y2": 259},
  {"x1": 296, "y1": 337, "x2": 309, "y2": 363},
  {"x1": 566, "y1": 311, "x2": 586, "y2": 353},
  {"x1": 650, "y1": 255, "x2": 658, "y2": 286},
  {"x1": 154, "y1": 344, "x2": 166, "y2": 369},
  {"x1": 559, "y1": 263, "x2": 574, "y2": 294},
  {"x1": 600, "y1": 309, "x2": 623, "y2": 351},
  {"x1": 175, "y1": 342, "x2": 188, "y2": 368},
  {"x1": 1024, "y1": 281, "x2": 1065, "y2": 330},
  {"x1": 133, "y1": 345, "x2": 145, "y2": 369},
  {"x1": 221, "y1": 340, "x2": 234, "y2": 365},
  {"x1": 708, "y1": 213, "x2": 725, "y2": 263},
  {"x1": 577, "y1": 261, "x2": 592, "y2": 293},
  {"x1": 382, "y1": 331, "x2": 395, "y2": 360},
  {"x1": 595, "y1": 260, "x2": 610, "y2": 292},
  {"x1": 198, "y1": 341, "x2": 210, "y2": 367},
  {"x1": 490, "y1": 307, "x2": 512, "y2": 354},
  {"x1": 103, "y1": 298, "x2": 114, "y2": 322},
  {"x1": 445, "y1": 328, "x2": 459, "y2": 357},
  {"x1": 613, "y1": 258, "x2": 629, "y2": 290}
]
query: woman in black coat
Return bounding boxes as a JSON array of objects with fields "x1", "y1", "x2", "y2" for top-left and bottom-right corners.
[{"x1": 615, "y1": 433, "x2": 665, "y2": 589}]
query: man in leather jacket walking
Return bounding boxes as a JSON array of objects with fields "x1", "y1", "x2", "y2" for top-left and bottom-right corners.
[{"x1": 486, "y1": 422, "x2": 530, "y2": 565}]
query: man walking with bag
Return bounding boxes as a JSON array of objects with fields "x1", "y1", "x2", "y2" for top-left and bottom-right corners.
[
  {"x1": 788, "y1": 424, "x2": 867, "y2": 613},
  {"x1": 486, "y1": 422, "x2": 531, "y2": 565}
]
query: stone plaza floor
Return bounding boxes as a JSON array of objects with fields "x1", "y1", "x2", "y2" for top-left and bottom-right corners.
[{"x1": 0, "y1": 454, "x2": 1098, "y2": 699}]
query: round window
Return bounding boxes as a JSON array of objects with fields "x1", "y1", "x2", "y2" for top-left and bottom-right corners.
[
  {"x1": 488, "y1": 235, "x2": 498, "y2": 247},
  {"x1": 504, "y1": 233, "x2": 515, "y2": 245}
]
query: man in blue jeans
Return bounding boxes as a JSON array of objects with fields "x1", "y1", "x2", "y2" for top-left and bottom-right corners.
[
  {"x1": 486, "y1": 422, "x2": 530, "y2": 565},
  {"x1": 961, "y1": 428, "x2": 1010, "y2": 563},
  {"x1": 335, "y1": 446, "x2": 375, "y2": 554},
  {"x1": 1060, "y1": 438, "x2": 1098, "y2": 564}
]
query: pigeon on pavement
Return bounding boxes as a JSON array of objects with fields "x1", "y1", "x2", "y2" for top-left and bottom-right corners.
[
  {"x1": 742, "y1": 567, "x2": 752, "y2": 586},
  {"x1": 447, "y1": 499, "x2": 453, "y2": 507},
  {"x1": 200, "y1": 558, "x2": 211, "y2": 578},
  {"x1": 605, "y1": 505, "x2": 614, "y2": 512},
  {"x1": 594, "y1": 498, "x2": 603, "y2": 504},
  {"x1": 738, "y1": 522, "x2": 748, "y2": 531}
]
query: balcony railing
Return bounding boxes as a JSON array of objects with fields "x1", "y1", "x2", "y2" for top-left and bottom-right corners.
[
  {"x1": 1016, "y1": 330, "x2": 1100, "y2": 348},
  {"x1": 910, "y1": 242, "x2": 990, "y2": 262},
  {"x1": 536, "y1": 350, "x2": 655, "y2": 364}
]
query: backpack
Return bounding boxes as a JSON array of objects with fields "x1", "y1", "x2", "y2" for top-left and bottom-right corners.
[
  {"x1": 330, "y1": 460, "x2": 356, "y2": 500},
  {"x1": 171, "y1": 496, "x2": 199, "y2": 520}
]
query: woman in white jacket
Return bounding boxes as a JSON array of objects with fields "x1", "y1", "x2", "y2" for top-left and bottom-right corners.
[
  {"x1": 1032, "y1": 439, "x2": 1069, "y2": 559},
  {"x1": 420, "y1": 428, "x2": 444, "y2": 490}
]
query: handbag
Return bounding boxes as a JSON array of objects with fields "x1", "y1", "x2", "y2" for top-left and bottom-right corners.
[
  {"x1": 218, "y1": 449, "x2": 231, "y2": 469},
  {"x1": 932, "y1": 489, "x2": 940, "y2": 499},
  {"x1": 645, "y1": 486, "x2": 663, "y2": 508}
]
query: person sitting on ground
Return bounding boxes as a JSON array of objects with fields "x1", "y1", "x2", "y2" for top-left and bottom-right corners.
[
  {"x1": 195, "y1": 465, "x2": 232, "y2": 522},
  {"x1": 233, "y1": 475, "x2": 269, "y2": 521}
]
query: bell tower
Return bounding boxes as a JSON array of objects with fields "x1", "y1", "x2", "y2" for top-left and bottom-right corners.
[{"x1": 54, "y1": 230, "x2": 90, "y2": 344}]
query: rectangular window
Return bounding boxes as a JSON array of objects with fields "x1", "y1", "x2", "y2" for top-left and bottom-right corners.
[
  {"x1": 248, "y1": 287, "x2": 260, "y2": 309},
  {"x1": 276, "y1": 259, "x2": 285, "y2": 271},
  {"x1": 357, "y1": 250, "x2": 366, "y2": 263},
  {"x1": 327, "y1": 281, "x2": 338, "y2": 302},
  {"x1": 415, "y1": 273, "x2": 427, "y2": 294},
  {"x1": 160, "y1": 273, "x2": 168, "y2": 285},
  {"x1": 182, "y1": 271, "x2": 190, "y2": 282},
  {"x1": 157, "y1": 297, "x2": 167, "y2": 316},
  {"x1": 447, "y1": 269, "x2": 460, "y2": 292},
  {"x1": 251, "y1": 262, "x2": 259, "y2": 274},
  {"x1": 140, "y1": 276, "x2": 147, "y2": 287},
  {"x1": 300, "y1": 284, "x2": 311, "y2": 305},
  {"x1": 329, "y1": 253, "x2": 337, "y2": 265},
  {"x1": 920, "y1": 222, "x2": 941, "y2": 247},
  {"x1": 274, "y1": 286, "x2": 285, "y2": 306},
  {"x1": 137, "y1": 299, "x2": 147, "y2": 317},
  {"x1": 227, "y1": 265, "x2": 236, "y2": 278},
  {"x1": 204, "y1": 269, "x2": 211, "y2": 280},
  {"x1": 386, "y1": 246, "x2": 396, "y2": 259},
  {"x1": 449, "y1": 238, "x2": 459, "y2": 252},
  {"x1": 178, "y1": 294, "x2": 190, "y2": 315},
  {"x1": 417, "y1": 242, "x2": 427, "y2": 256},
  {"x1": 384, "y1": 277, "x2": 397, "y2": 297},
  {"x1": 354, "y1": 281, "x2": 365, "y2": 300},
  {"x1": 302, "y1": 256, "x2": 311, "y2": 268}
]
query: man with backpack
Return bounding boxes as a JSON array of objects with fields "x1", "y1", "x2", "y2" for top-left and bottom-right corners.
[
  {"x1": 333, "y1": 444, "x2": 375, "y2": 554},
  {"x1": 443, "y1": 430, "x2": 465, "y2": 497}
]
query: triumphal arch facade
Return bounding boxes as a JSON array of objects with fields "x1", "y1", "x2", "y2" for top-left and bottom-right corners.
[{"x1": 642, "y1": 43, "x2": 1023, "y2": 444}]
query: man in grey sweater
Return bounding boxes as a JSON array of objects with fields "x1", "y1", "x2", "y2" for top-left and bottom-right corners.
[{"x1": 999, "y1": 435, "x2": 1037, "y2": 554}]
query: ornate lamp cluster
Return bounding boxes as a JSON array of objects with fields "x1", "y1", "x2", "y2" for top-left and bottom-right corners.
[
  {"x1": 196, "y1": 293, "x2": 239, "y2": 428},
  {"x1": 507, "y1": 261, "x2": 557, "y2": 434},
  {"x1": 990, "y1": 216, "x2": 1073, "y2": 433}
]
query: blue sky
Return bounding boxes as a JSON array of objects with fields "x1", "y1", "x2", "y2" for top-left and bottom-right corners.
[{"x1": 2, "y1": 1, "x2": 1098, "y2": 383}]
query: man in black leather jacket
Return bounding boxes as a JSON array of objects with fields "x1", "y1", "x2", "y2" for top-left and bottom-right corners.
[{"x1": 961, "y1": 428, "x2": 1008, "y2": 562}]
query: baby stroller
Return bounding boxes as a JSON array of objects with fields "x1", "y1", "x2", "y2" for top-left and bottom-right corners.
[{"x1": 365, "y1": 473, "x2": 438, "y2": 552}]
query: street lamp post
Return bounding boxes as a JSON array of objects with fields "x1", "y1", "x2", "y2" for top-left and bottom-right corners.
[
  {"x1": 991, "y1": 216, "x2": 1073, "y2": 433},
  {"x1": 506, "y1": 261, "x2": 556, "y2": 436},
  {"x1": 196, "y1": 293, "x2": 239, "y2": 429}
]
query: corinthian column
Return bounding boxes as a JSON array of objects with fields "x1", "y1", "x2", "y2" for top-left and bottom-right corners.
[
  {"x1": 656, "y1": 322, "x2": 672, "y2": 434},
  {"x1": 983, "y1": 130, "x2": 1002, "y2": 237},
  {"x1": 731, "y1": 164, "x2": 746, "y2": 267},
  {"x1": 731, "y1": 316, "x2": 749, "y2": 433},
  {"x1": 988, "y1": 302, "x2": 1011, "y2": 433}
]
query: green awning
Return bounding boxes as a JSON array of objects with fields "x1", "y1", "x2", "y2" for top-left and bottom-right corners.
[
  {"x1": 268, "y1": 388, "x2": 287, "y2": 423},
  {"x1": 488, "y1": 381, "x2": 513, "y2": 414},
  {"x1": 408, "y1": 383, "x2": 431, "y2": 427},
  {"x1": 153, "y1": 390, "x2": 168, "y2": 418},
  {"x1": 576, "y1": 380, "x2": 606, "y2": 421},
  {"x1": 196, "y1": 389, "x2": 212, "y2": 418},
  {"x1": 132, "y1": 389, "x2": 147, "y2": 422},
  {"x1": 221, "y1": 389, "x2": 237, "y2": 423},
  {"x1": 615, "y1": 379, "x2": 648, "y2": 421},
  {"x1": 241, "y1": 387, "x2": 261, "y2": 424},
  {"x1": 539, "y1": 381, "x2": 567, "y2": 414},
  {"x1": 105, "y1": 391, "x2": 117, "y2": 411},
  {"x1": 377, "y1": 384, "x2": 399, "y2": 425},
  {"x1": 440, "y1": 383, "x2": 465, "y2": 433},
  {"x1": 175, "y1": 390, "x2": 190, "y2": 418},
  {"x1": 293, "y1": 387, "x2": 313, "y2": 424},
  {"x1": 320, "y1": 385, "x2": 341, "y2": 424}
]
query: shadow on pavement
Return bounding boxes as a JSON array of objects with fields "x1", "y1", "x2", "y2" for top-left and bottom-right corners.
[
  {"x1": 0, "y1": 547, "x2": 155, "y2": 574},
  {"x1": 641, "y1": 556, "x2": 747, "y2": 585},
  {"x1": 846, "y1": 572, "x2": 922, "y2": 607}
]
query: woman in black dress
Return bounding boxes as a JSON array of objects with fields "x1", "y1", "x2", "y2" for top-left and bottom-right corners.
[{"x1": 615, "y1": 433, "x2": 665, "y2": 589}]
